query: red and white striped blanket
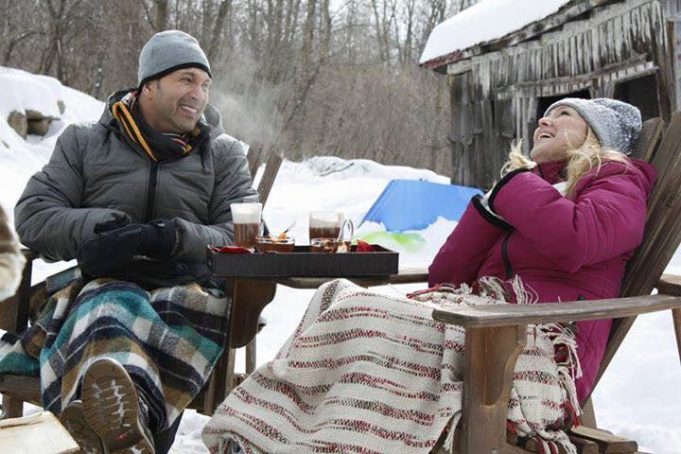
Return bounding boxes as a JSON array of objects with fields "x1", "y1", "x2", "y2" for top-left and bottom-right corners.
[{"x1": 203, "y1": 279, "x2": 579, "y2": 454}]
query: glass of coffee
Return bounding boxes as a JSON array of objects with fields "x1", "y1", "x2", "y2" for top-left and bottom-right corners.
[
  {"x1": 231, "y1": 202, "x2": 262, "y2": 248},
  {"x1": 309, "y1": 212, "x2": 354, "y2": 253},
  {"x1": 309, "y1": 211, "x2": 343, "y2": 240}
]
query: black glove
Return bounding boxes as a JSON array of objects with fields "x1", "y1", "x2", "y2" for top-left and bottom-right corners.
[
  {"x1": 137, "y1": 219, "x2": 178, "y2": 260},
  {"x1": 77, "y1": 219, "x2": 178, "y2": 278},
  {"x1": 78, "y1": 223, "x2": 148, "y2": 278}
]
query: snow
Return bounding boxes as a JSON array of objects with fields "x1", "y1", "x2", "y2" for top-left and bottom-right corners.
[
  {"x1": 1, "y1": 67, "x2": 680, "y2": 454},
  {"x1": 419, "y1": 0, "x2": 572, "y2": 65},
  {"x1": 0, "y1": 67, "x2": 61, "y2": 118}
]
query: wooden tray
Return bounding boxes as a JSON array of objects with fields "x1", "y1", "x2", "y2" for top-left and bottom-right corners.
[{"x1": 208, "y1": 245, "x2": 398, "y2": 278}]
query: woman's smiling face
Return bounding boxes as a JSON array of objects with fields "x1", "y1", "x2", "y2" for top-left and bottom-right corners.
[{"x1": 531, "y1": 106, "x2": 589, "y2": 163}]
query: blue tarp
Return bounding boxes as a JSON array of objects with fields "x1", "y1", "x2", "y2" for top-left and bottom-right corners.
[{"x1": 361, "y1": 179, "x2": 483, "y2": 232}]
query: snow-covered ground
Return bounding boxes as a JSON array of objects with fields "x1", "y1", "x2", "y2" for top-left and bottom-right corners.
[{"x1": 1, "y1": 68, "x2": 680, "y2": 453}]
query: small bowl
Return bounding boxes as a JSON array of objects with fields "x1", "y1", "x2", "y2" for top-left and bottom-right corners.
[
  {"x1": 255, "y1": 237, "x2": 295, "y2": 253},
  {"x1": 310, "y1": 238, "x2": 351, "y2": 253}
]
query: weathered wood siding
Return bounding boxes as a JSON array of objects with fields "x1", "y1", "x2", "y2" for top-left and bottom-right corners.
[{"x1": 448, "y1": 0, "x2": 670, "y2": 187}]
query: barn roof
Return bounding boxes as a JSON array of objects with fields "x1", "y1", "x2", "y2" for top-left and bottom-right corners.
[{"x1": 419, "y1": 0, "x2": 613, "y2": 70}]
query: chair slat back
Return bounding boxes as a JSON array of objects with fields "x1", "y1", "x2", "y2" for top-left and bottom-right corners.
[
  {"x1": 628, "y1": 117, "x2": 663, "y2": 162},
  {"x1": 247, "y1": 142, "x2": 264, "y2": 179},
  {"x1": 257, "y1": 152, "x2": 284, "y2": 207},
  {"x1": 593, "y1": 114, "x2": 681, "y2": 393}
]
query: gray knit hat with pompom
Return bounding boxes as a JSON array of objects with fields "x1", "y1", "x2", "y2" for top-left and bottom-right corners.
[
  {"x1": 138, "y1": 30, "x2": 211, "y2": 88},
  {"x1": 545, "y1": 98, "x2": 641, "y2": 154}
]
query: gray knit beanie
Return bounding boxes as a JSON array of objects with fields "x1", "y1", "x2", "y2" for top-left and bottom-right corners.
[
  {"x1": 545, "y1": 98, "x2": 641, "y2": 154},
  {"x1": 137, "y1": 30, "x2": 211, "y2": 88}
]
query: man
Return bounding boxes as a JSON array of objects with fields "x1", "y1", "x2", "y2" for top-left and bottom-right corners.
[{"x1": 12, "y1": 30, "x2": 257, "y2": 453}]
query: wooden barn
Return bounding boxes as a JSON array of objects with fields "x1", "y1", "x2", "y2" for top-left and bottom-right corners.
[{"x1": 420, "y1": 0, "x2": 681, "y2": 187}]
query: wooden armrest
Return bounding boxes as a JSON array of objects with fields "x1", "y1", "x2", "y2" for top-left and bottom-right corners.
[
  {"x1": 657, "y1": 273, "x2": 681, "y2": 296},
  {"x1": 277, "y1": 267, "x2": 428, "y2": 289},
  {"x1": 383, "y1": 267, "x2": 428, "y2": 284},
  {"x1": 432, "y1": 294, "x2": 681, "y2": 328}
]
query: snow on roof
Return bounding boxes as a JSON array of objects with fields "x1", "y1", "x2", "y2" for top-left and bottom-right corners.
[{"x1": 419, "y1": 0, "x2": 573, "y2": 67}]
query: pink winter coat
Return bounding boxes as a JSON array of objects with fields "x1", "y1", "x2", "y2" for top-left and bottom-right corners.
[{"x1": 428, "y1": 158, "x2": 656, "y2": 403}]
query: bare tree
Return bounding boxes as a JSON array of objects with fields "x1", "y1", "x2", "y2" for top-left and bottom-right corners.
[
  {"x1": 206, "y1": 1, "x2": 232, "y2": 61},
  {"x1": 40, "y1": 0, "x2": 85, "y2": 83},
  {"x1": 155, "y1": 0, "x2": 170, "y2": 30},
  {"x1": 370, "y1": 0, "x2": 395, "y2": 65}
]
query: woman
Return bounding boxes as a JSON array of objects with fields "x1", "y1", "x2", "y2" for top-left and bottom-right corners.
[
  {"x1": 429, "y1": 97, "x2": 655, "y2": 403},
  {"x1": 202, "y1": 98, "x2": 655, "y2": 454}
]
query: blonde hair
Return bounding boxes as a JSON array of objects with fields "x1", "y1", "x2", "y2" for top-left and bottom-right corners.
[{"x1": 502, "y1": 128, "x2": 629, "y2": 197}]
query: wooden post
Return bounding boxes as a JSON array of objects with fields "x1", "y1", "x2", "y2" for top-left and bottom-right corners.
[
  {"x1": 228, "y1": 279, "x2": 277, "y2": 349},
  {"x1": 460, "y1": 325, "x2": 526, "y2": 452}
]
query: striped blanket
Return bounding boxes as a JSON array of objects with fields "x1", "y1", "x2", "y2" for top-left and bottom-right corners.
[
  {"x1": 0, "y1": 269, "x2": 228, "y2": 431},
  {"x1": 203, "y1": 279, "x2": 580, "y2": 454}
]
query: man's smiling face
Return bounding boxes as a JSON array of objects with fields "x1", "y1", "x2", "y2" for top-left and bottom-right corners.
[{"x1": 140, "y1": 67, "x2": 211, "y2": 133}]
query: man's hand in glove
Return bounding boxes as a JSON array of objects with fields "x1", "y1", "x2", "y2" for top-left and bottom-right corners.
[
  {"x1": 77, "y1": 219, "x2": 179, "y2": 278},
  {"x1": 137, "y1": 219, "x2": 179, "y2": 260}
]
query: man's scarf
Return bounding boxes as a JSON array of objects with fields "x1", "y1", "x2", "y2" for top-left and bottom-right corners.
[{"x1": 111, "y1": 92, "x2": 208, "y2": 162}]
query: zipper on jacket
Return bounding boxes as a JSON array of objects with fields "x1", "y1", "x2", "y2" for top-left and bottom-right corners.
[
  {"x1": 501, "y1": 232, "x2": 514, "y2": 279},
  {"x1": 145, "y1": 162, "x2": 159, "y2": 222}
]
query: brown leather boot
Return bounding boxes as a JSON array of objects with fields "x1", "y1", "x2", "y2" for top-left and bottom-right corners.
[
  {"x1": 80, "y1": 358, "x2": 155, "y2": 454},
  {"x1": 61, "y1": 400, "x2": 106, "y2": 454}
]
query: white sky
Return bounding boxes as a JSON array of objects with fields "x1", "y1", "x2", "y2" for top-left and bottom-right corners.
[{"x1": 1, "y1": 67, "x2": 680, "y2": 453}]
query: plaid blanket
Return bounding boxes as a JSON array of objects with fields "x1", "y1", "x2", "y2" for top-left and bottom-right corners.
[
  {"x1": 0, "y1": 268, "x2": 229, "y2": 431},
  {"x1": 202, "y1": 279, "x2": 579, "y2": 454}
]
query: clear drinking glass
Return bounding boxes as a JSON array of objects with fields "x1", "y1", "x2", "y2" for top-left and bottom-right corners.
[
  {"x1": 308, "y1": 211, "x2": 344, "y2": 241},
  {"x1": 231, "y1": 202, "x2": 262, "y2": 248},
  {"x1": 309, "y1": 211, "x2": 354, "y2": 253}
]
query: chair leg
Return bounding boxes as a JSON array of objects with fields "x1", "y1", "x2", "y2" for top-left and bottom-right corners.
[
  {"x1": 673, "y1": 308, "x2": 681, "y2": 364},
  {"x1": 225, "y1": 347, "x2": 237, "y2": 395},
  {"x1": 2, "y1": 395, "x2": 24, "y2": 419},
  {"x1": 201, "y1": 347, "x2": 234, "y2": 416},
  {"x1": 245, "y1": 338, "x2": 257, "y2": 375}
]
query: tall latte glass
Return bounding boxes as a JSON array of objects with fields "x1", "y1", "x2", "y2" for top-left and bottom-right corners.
[{"x1": 231, "y1": 202, "x2": 262, "y2": 248}]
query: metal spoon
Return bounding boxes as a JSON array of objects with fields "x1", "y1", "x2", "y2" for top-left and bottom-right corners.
[{"x1": 277, "y1": 220, "x2": 296, "y2": 239}]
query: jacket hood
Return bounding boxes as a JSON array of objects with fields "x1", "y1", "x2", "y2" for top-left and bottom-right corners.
[
  {"x1": 571, "y1": 158, "x2": 657, "y2": 198},
  {"x1": 629, "y1": 158, "x2": 657, "y2": 194},
  {"x1": 535, "y1": 158, "x2": 657, "y2": 197}
]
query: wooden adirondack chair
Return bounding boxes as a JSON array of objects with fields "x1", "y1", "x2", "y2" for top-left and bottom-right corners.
[
  {"x1": 0, "y1": 148, "x2": 286, "y2": 419},
  {"x1": 266, "y1": 116, "x2": 680, "y2": 453},
  {"x1": 428, "y1": 115, "x2": 681, "y2": 453}
]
